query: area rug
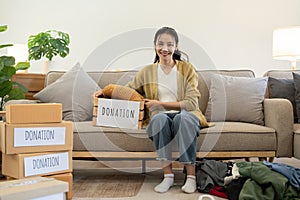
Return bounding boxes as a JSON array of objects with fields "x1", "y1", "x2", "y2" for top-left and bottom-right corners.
[{"x1": 73, "y1": 172, "x2": 145, "y2": 198}]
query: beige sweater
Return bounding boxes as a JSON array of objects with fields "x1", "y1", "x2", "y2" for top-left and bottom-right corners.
[{"x1": 126, "y1": 60, "x2": 208, "y2": 128}]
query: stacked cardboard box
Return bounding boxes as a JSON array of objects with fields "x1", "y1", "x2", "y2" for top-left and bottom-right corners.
[
  {"x1": 93, "y1": 97, "x2": 144, "y2": 129},
  {"x1": 0, "y1": 103, "x2": 73, "y2": 199},
  {"x1": 0, "y1": 177, "x2": 69, "y2": 200}
]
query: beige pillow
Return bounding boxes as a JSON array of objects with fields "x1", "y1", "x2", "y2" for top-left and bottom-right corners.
[
  {"x1": 205, "y1": 74, "x2": 268, "y2": 125},
  {"x1": 34, "y1": 63, "x2": 100, "y2": 121}
]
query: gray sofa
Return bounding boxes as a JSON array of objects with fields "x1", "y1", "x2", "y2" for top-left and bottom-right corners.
[
  {"x1": 37, "y1": 68, "x2": 294, "y2": 167},
  {"x1": 264, "y1": 70, "x2": 300, "y2": 160},
  {"x1": 5, "y1": 68, "x2": 295, "y2": 172}
]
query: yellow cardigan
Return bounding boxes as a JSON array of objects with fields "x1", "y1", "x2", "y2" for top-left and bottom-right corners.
[{"x1": 126, "y1": 60, "x2": 209, "y2": 128}]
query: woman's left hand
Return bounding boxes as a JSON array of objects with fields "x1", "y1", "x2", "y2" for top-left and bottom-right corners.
[
  {"x1": 144, "y1": 99, "x2": 182, "y2": 111},
  {"x1": 144, "y1": 99, "x2": 162, "y2": 111},
  {"x1": 94, "y1": 89, "x2": 103, "y2": 97}
]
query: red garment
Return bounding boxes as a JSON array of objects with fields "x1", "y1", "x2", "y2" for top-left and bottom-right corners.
[{"x1": 209, "y1": 185, "x2": 228, "y2": 199}]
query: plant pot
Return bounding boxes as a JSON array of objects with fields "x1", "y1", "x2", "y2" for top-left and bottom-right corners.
[{"x1": 42, "y1": 60, "x2": 57, "y2": 74}]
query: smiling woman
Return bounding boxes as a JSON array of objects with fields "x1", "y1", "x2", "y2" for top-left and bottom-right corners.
[{"x1": 122, "y1": 27, "x2": 208, "y2": 194}]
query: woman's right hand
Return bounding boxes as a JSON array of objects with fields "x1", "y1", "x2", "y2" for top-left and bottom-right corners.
[{"x1": 94, "y1": 89, "x2": 103, "y2": 97}]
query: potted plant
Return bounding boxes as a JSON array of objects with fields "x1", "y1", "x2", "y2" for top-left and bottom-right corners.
[
  {"x1": 0, "y1": 25, "x2": 30, "y2": 111},
  {"x1": 28, "y1": 30, "x2": 70, "y2": 72}
]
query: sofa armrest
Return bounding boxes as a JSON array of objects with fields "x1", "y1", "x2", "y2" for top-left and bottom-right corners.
[{"x1": 264, "y1": 98, "x2": 293, "y2": 157}]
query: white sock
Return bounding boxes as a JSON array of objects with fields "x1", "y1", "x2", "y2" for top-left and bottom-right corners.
[
  {"x1": 181, "y1": 175, "x2": 197, "y2": 194},
  {"x1": 154, "y1": 173, "x2": 174, "y2": 193}
]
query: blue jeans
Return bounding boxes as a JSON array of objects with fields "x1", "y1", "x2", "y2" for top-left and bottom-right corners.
[{"x1": 146, "y1": 110, "x2": 201, "y2": 165}]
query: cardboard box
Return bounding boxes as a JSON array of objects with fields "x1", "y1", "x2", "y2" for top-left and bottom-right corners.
[
  {"x1": 45, "y1": 173, "x2": 72, "y2": 200},
  {"x1": 0, "y1": 177, "x2": 68, "y2": 200},
  {"x1": 94, "y1": 96, "x2": 145, "y2": 110},
  {"x1": 92, "y1": 117, "x2": 143, "y2": 129},
  {"x1": 5, "y1": 103, "x2": 62, "y2": 124},
  {"x1": 7, "y1": 173, "x2": 73, "y2": 200},
  {"x1": 0, "y1": 121, "x2": 73, "y2": 154},
  {"x1": 93, "y1": 107, "x2": 144, "y2": 120},
  {"x1": 93, "y1": 97, "x2": 144, "y2": 129},
  {"x1": 2, "y1": 151, "x2": 72, "y2": 179}
]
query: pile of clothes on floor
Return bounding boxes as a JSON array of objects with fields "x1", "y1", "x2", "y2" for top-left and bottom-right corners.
[{"x1": 191, "y1": 159, "x2": 300, "y2": 200}]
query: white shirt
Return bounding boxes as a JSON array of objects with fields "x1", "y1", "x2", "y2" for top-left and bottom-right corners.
[{"x1": 158, "y1": 64, "x2": 178, "y2": 113}]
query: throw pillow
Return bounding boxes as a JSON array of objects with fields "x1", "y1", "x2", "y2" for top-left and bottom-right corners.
[
  {"x1": 205, "y1": 74, "x2": 268, "y2": 125},
  {"x1": 34, "y1": 63, "x2": 100, "y2": 121},
  {"x1": 268, "y1": 77, "x2": 297, "y2": 122},
  {"x1": 293, "y1": 72, "x2": 300, "y2": 123}
]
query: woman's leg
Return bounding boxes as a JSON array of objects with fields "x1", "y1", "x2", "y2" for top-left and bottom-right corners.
[
  {"x1": 182, "y1": 164, "x2": 197, "y2": 193},
  {"x1": 172, "y1": 110, "x2": 200, "y2": 165},
  {"x1": 172, "y1": 110, "x2": 201, "y2": 193},
  {"x1": 146, "y1": 113, "x2": 173, "y2": 162},
  {"x1": 146, "y1": 113, "x2": 174, "y2": 193}
]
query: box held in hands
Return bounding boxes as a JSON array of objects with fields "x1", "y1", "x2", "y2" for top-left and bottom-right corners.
[{"x1": 93, "y1": 98, "x2": 144, "y2": 129}]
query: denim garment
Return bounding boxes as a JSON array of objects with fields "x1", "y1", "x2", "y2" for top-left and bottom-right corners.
[
  {"x1": 263, "y1": 161, "x2": 300, "y2": 188},
  {"x1": 146, "y1": 110, "x2": 201, "y2": 165}
]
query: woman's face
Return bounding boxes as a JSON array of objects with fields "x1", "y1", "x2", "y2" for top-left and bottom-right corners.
[{"x1": 155, "y1": 33, "x2": 177, "y2": 63}]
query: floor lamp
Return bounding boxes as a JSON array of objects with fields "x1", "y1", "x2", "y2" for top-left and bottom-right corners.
[{"x1": 273, "y1": 26, "x2": 300, "y2": 70}]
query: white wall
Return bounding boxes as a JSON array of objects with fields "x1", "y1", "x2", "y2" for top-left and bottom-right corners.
[{"x1": 1, "y1": 0, "x2": 300, "y2": 76}]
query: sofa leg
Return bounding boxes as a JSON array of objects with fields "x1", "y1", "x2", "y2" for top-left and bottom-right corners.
[
  {"x1": 244, "y1": 157, "x2": 250, "y2": 162},
  {"x1": 268, "y1": 157, "x2": 274, "y2": 162},
  {"x1": 142, "y1": 159, "x2": 146, "y2": 174}
]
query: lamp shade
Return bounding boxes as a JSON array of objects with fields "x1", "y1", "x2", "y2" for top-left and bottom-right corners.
[{"x1": 273, "y1": 26, "x2": 300, "y2": 61}]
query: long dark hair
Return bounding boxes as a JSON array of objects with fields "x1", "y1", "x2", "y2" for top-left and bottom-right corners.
[{"x1": 153, "y1": 27, "x2": 182, "y2": 63}]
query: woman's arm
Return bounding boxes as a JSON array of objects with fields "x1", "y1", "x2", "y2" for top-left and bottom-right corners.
[{"x1": 145, "y1": 99, "x2": 186, "y2": 111}]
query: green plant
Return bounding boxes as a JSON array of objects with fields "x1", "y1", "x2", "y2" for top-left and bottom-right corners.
[
  {"x1": 28, "y1": 30, "x2": 70, "y2": 61},
  {"x1": 0, "y1": 25, "x2": 30, "y2": 111}
]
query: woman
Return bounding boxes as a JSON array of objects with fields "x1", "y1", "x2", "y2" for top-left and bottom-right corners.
[{"x1": 95, "y1": 26, "x2": 208, "y2": 193}]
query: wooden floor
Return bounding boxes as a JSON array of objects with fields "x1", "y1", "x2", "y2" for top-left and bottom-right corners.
[{"x1": 73, "y1": 171, "x2": 145, "y2": 198}]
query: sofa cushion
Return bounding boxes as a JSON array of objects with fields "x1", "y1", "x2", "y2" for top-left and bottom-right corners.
[
  {"x1": 72, "y1": 121, "x2": 276, "y2": 152},
  {"x1": 196, "y1": 70, "x2": 255, "y2": 113},
  {"x1": 292, "y1": 72, "x2": 300, "y2": 123},
  {"x1": 205, "y1": 74, "x2": 268, "y2": 125},
  {"x1": 34, "y1": 63, "x2": 100, "y2": 121},
  {"x1": 198, "y1": 122, "x2": 276, "y2": 152},
  {"x1": 73, "y1": 121, "x2": 153, "y2": 151},
  {"x1": 293, "y1": 124, "x2": 300, "y2": 159},
  {"x1": 268, "y1": 77, "x2": 297, "y2": 122}
]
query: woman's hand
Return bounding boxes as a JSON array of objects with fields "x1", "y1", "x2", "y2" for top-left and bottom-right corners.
[
  {"x1": 145, "y1": 99, "x2": 184, "y2": 111},
  {"x1": 94, "y1": 89, "x2": 103, "y2": 97},
  {"x1": 144, "y1": 99, "x2": 162, "y2": 111}
]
